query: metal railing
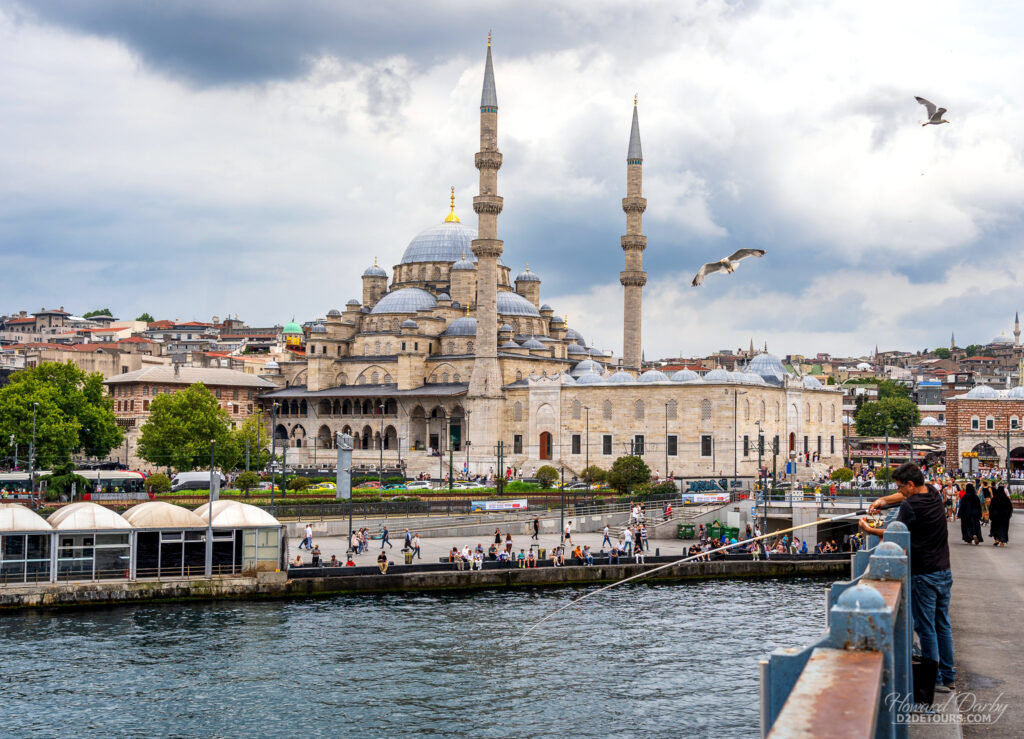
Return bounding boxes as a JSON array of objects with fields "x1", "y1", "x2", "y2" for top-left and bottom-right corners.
[{"x1": 759, "y1": 520, "x2": 912, "y2": 738}]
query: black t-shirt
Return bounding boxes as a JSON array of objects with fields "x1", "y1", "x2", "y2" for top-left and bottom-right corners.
[{"x1": 896, "y1": 488, "x2": 950, "y2": 575}]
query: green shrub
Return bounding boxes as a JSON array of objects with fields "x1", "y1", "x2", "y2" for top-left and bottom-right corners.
[
  {"x1": 288, "y1": 476, "x2": 311, "y2": 491},
  {"x1": 145, "y1": 473, "x2": 172, "y2": 493},
  {"x1": 385, "y1": 476, "x2": 406, "y2": 485},
  {"x1": 582, "y1": 465, "x2": 606, "y2": 484},
  {"x1": 830, "y1": 467, "x2": 854, "y2": 482},
  {"x1": 40, "y1": 463, "x2": 91, "y2": 502},
  {"x1": 536, "y1": 465, "x2": 559, "y2": 488},
  {"x1": 504, "y1": 481, "x2": 541, "y2": 493},
  {"x1": 607, "y1": 455, "x2": 651, "y2": 494}
]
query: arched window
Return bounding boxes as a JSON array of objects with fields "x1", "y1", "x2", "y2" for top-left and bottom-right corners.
[
  {"x1": 817, "y1": 403, "x2": 823, "y2": 422},
  {"x1": 384, "y1": 373, "x2": 392, "y2": 384},
  {"x1": 453, "y1": 373, "x2": 461, "y2": 383},
  {"x1": 760, "y1": 400, "x2": 766, "y2": 420},
  {"x1": 385, "y1": 342, "x2": 391, "y2": 354},
  {"x1": 513, "y1": 401, "x2": 523, "y2": 422},
  {"x1": 371, "y1": 372, "x2": 379, "y2": 384},
  {"x1": 775, "y1": 402, "x2": 780, "y2": 422},
  {"x1": 572, "y1": 399, "x2": 581, "y2": 419},
  {"x1": 515, "y1": 370, "x2": 523, "y2": 381},
  {"x1": 467, "y1": 341, "x2": 474, "y2": 354},
  {"x1": 363, "y1": 345, "x2": 369, "y2": 356},
  {"x1": 805, "y1": 402, "x2": 810, "y2": 420},
  {"x1": 635, "y1": 399, "x2": 644, "y2": 420},
  {"x1": 667, "y1": 399, "x2": 678, "y2": 420},
  {"x1": 392, "y1": 318, "x2": 399, "y2": 332},
  {"x1": 745, "y1": 399, "x2": 750, "y2": 420},
  {"x1": 374, "y1": 341, "x2": 381, "y2": 355},
  {"x1": 442, "y1": 372, "x2": 450, "y2": 383},
  {"x1": 433, "y1": 266, "x2": 441, "y2": 280},
  {"x1": 830, "y1": 404, "x2": 836, "y2": 422},
  {"x1": 701, "y1": 399, "x2": 712, "y2": 421},
  {"x1": 986, "y1": 416, "x2": 995, "y2": 431},
  {"x1": 603, "y1": 400, "x2": 612, "y2": 420},
  {"x1": 430, "y1": 374, "x2": 438, "y2": 383}
]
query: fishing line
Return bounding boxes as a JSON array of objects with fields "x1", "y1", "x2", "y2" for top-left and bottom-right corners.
[{"x1": 518, "y1": 503, "x2": 899, "y2": 642}]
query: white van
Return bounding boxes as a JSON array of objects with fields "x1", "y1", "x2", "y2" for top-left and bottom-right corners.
[{"x1": 171, "y1": 471, "x2": 227, "y2": 492}]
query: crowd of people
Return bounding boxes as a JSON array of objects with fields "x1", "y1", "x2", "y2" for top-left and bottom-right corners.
[{"x1": 932, "y1": 479, "x2": 1015, "y2": 546}]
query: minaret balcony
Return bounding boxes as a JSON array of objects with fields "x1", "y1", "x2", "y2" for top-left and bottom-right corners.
[
  {"x1": 473, "y1": 195, "x2": 504, "y2": 215},
  {"x1": 622, "y1": 196, "x2": 647, "y2": 214},
  {"x1": 474, "y1": 151, "x2": 503, "y2": 170},
  {"x1": 471, "y1": 238, "x2": 504, "y2": 258},
  {"x1": 619, "y1": 270, "x2": 648, "y2": 287},
  {"x1": 620, "y1": 235, "x2": 647, "y2": 251}
]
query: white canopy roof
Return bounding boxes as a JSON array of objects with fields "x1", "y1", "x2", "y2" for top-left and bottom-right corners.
[
  {"x1": 122, "y1": 501, "x2": 206, "y2": 528},
  {"x1": 0, "y1": 503, "x2": 52, "y2": 531},
  {"x1": 193, "y1": 500, "x2": 280, "y2": 527},
  {"x1": 47, "y1": 502, "x2": 131, "y2": 530}
]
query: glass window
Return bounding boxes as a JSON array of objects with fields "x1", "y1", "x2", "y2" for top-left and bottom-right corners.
[
  {"x1": 817, "y1": 436, "x2": 822, "y2": 455},
  {"x1": 513, "y1": 435, "x2": 523, "y2": 454},
  {"x1": 830, "y1": 435, "x2": 835, "y2": 455},
  {"x1": 701, "y1": 435, "x2": 712, "y2": 457},
  {"x1": 667, "y1": 435, "x2": 678, "y2": 456},
  {"x1": 571, "y1": 434, "x2": 581, "y2": 455},
  {"x1": 803, "y1": 436, "x2": 809, "y2": 454},
  {"x1": 971, "y1": 417, "x2": 979, "y2": 430},
  {"x1": 986, "y1": 417, "x2": 995, "y2": 431},
  {"x1": 633, "y1": 435, "x2": 644, "y2": 455},
  {"x1": 602, "y1": 435, "x2": 612, "y2": 456},
  {"x1": 1012, "y1": 417, "x2": 1020, "y2": 430},
  {"x1": 743, "y1": 435, "x2": 749, "y2": 457}
]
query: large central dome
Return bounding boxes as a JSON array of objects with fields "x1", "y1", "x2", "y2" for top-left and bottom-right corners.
[{"x1": 400, "y1": 221, "x2": 478, "y2": 264}]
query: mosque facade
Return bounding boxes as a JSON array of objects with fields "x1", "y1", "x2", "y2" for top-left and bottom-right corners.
[{"x1": 259, "y1": 39, "x2": 843, "y2": 479}]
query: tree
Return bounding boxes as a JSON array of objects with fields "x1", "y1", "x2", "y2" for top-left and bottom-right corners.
[
  {"x1": 136, "y1": 312, "x2": 155, "y2": 323},
  {"x1": 145, "y1": 473, "x2": 171, "y2": 493},
  {"x1": 607, "y1": 455, "x2": 651, "y2": 494},
  {"x1": 0, "y1": 361, "x2": 122, "y2": 468},
  {"x1": 581, "y1": 465, "x2": 606, "y2": 484},
  {"x1": 231, "y1": 414, "x2": 271, "y2": 471},
  {"x1": 964, "y1": 344, "x2": 983, "y2": 357},
  {"x1": 933, "y1": 347, "x2": 951, "y2": 359},
  {"x1": 137, "y1": 383, "x2": 235, "y2": 471},
  {"x1": 287, "y1": 476, "x2": 311, "y2": 491},
  {"x1": 875, "y1": 379, "x2": 910, "y2": 401},
  {"x1": 536, "y1": 465, "x2": 559, "y2": 488},
  {"x1": 83, "y1": 308, "x2": 113, "y2": 318},
  {"x1": 40, "y1": 462, "x2": 90, "y2": 502},
  {"x1": 235, "y1": 471, "x2": 260, "y2": 494},
  {"x1": 854, "y1": 397, "x2": 920, "y2": 436},
  {"x1": 830, "y1": 467, "x2": 854, "y2": 482}
]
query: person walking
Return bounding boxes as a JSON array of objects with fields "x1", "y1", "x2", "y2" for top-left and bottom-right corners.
[
  {"x1": 623, "y1": 527, "x2": 633, "y2": 556},
  {"x1": 602, "y1": 525, "x2": 612, "y2": 548},
  {"x1": 495, "y1": 528, "x2": 502, "y2": 545},
  {"x1": 563, "y1": 520, "x2": 573, "y2": 546},
  {"x1": 532, "y1": 517, "x2": 540, "y2": 540},
  {"x1": 958, "y1": 484, "x2": 984, "y2": 544},
  {"x1": 412, "y1": 533, "x2": 422, "y2": 559},
  {"x1": 380, "y1": 525, "x2": 393, "y2": 549},
  {"x1": 300, "y1": 523, "x2": 313, "y2": 550},
  {"x1": 640, "y1": 524, "x2": 648, "y2": 553},
  {"x1": 403, "y1": 528, "x2": 413, "y2": 550},
  {"x1": 863, "y1": 463, "x2": 955, "y2": 691},
  {"x1": 988, "y1": 484, "x2": 1013, "y2": 546}
]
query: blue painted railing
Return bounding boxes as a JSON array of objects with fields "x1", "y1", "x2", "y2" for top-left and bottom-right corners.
[{"x1": 759, "y1": 521, "x2": 912, "y2": 738}]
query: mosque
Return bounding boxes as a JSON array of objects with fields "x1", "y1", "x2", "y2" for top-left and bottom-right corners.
[{"x1": 260, "y1": 38, "x2": 843, "y2": 480}]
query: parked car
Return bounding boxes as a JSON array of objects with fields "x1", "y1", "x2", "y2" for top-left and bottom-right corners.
[
  {"x1": 382, "y1": 483, "x2": 407, "y2": 491},
  {"x1": 355, "y1": 481, "x2": 382, "y2": 489},
  {"x1": 171, "y1": 471, "x2": 227, "y2": 492},
  {"x1": 449, "y1": 481, "x2": 479, "y2": 490},
  {"x1": 405, "y1": 481, "x2": 434, "y2": 490},
  {"x1": 308, "y1": 482, "x2": 336, "y2": 491},
  {"x1": 257, "y1": 482, "x2": 281, "y2": 492}
]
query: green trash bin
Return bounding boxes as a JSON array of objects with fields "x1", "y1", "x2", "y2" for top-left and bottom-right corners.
[
  {"x1": 680, "y1": 523, "x2": 696, "y2": 539},
  {"x1": 726, "y1": 527, "x2": 739, "y2": 541},
  {"x1": 708, "y1": 525, "x2": 722, "y2": 540}
]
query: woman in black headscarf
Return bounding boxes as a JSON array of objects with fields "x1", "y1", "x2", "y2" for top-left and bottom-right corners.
[
  {"x1": 959, "y1": 483, "x2": 984, "y2": 544},
  {"x1": 989, "y1": 484, "x2": 1013, "y2": 546}
]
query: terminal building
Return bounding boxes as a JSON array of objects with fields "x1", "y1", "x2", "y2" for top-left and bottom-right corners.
[{"x1": 258, "y1": 39, "x2": 843, "y2": 479}]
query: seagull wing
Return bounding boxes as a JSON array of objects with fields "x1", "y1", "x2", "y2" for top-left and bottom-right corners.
[
  {"x1": 727, "y1": 248, "x2": 767, "y2": 263},
  {"x1": 691, "y1": 261, "x2": 726, "y2": 286},
  {"x1": 915, "y1": 96, "x2": 937, "y2": 118},
  {"x1": 934, "y1": 107, "x2": 947, "y2": 121}
]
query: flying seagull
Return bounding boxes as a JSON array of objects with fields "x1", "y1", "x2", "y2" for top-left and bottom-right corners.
[
  {"x1": 691, "y1": 249, "x2": 766, "y2": 286},
  {"x1": 915, "y1": 96, "x2": 949, "y2": 126}
]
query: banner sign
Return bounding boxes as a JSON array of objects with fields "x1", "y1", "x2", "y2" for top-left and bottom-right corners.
[
  {"x1": 681, "y1": 492, "x2": 730, "y2": 504},
  {"x1": 471, "y1": 499, "x2": 528, "y2": 512}
]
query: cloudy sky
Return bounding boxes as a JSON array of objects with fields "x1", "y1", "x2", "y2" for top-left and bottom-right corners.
[{"x1": 2, "y1": 1, "x2": 1023, "y2": 359}]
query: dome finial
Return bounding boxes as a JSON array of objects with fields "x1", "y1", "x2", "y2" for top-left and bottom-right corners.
[
  {"x1": 488, "y1": 30, "x2": 491, "y2": 47},
  {"x1": 525, "y1": 261, "x2": 529, "y2": 272},
  {"x1": 373, "y1": 256, "x2": 378, "y2": 267},
  {"x1": 444, "y1": 187, "x2": 460, "y2": 223},
  {"x1": 634, "y1": 93, "x2": 638, "y2": 107},
  {"x1": 464, "y1": 304, "x2": 470, "y2": 316}
]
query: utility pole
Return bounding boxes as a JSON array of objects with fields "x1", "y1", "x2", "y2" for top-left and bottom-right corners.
[
  {"x1": 447, "y1": 419, "x2": 454, "y2": 492},
  {"x1": 560, "y1": 466, "x2": 565, "y2": 546},
  {"x1": 465, "y1": 409, "x2": 471, "y2": 479},
  {"x1": 584, "y1": 406, "x2": 590, "y2": 496},
  {"x1": 664, "y1": 402, "x2": 670, "y2": 481},
  {"x1": 270, "y1": 402, "x2": 278, "y2": 510},
  {"x1": 245, "y1": 436, "x2": 250, "y2": 472},
  {"x1": 29, "y1": 402, "x2": 38, "y2": 495},
  {"x1": 206, "y1": 438, "x2": 215, "y2": 577},
  {"x1": 378, "y1": 403, "x2": 385, "y2": 489}
]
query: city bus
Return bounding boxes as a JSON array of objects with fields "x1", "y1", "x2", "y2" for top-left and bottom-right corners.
[{"x1": 0, "y1": 470, "x2": 148, "y2": 500}]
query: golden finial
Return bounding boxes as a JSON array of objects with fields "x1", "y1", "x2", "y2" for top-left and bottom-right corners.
[
  {"x1": 464, "y1": 304, "x2": 470, "y2": 316},
  {"x1": 488, "y1": 30, "x2": 491, "y2": 47},
  {"x1": 373, "y1": 256, "x2": 378, "y2": 267},
  {"x1": 634, "y1": 93, "x2": 638, "y2": 107},
  {"x1": 525, "y1": 261, "x2": 530, "y2": 272},
  {"x1": 444, "y1": 187, "x2": 460, "y2": 223}
]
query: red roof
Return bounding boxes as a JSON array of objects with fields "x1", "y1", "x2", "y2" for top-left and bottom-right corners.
[
  {"x1": 6, "y1": 317, "x2": 35, "y2": 324},
  {"x1": 14, "y1": 342, "x2": 67, "y2": 350},
  {"x1": 147, "y1": 320, "x2": 174, "y2": 329},
  {"x1": 174, "y1": 321, "x2": 212, "y2": 328},
  {"x1": 118, "y1": 336, "x2": 154, "y2": 344},
  {"x1": 964, "y1": 356, "x2": 997, "y2": 361}
]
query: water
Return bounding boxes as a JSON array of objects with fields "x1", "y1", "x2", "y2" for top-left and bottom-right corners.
[{"x1": 0, "y1": 579, "x2": 828, "y2": 738}]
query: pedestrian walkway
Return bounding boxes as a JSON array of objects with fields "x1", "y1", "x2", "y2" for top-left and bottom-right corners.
[{"x1": 948, "y1": 514, "x2": 1023, "y2": 737}]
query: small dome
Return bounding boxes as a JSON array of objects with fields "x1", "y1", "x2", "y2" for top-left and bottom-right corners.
[
  {"x1": 442, "y1": 316, "x2": 477, "y2": 336},
  {"x1": 264, "y1": 361, "x2": 280, "y2": 370},
  {"x1": 540, "y1": 303, "x2": 552, "y2": 311},
  {"x1": 966, "y1": 384, "x2": 998, "y2": 399},
  {"x1": 571, "y1": 359, "x2": 604, "y2": 377},
  {"x1": 282, "y1": 321, "x2": 303, "y2": 335},
  {"x1": 991, "y1": 334, "x2": 1012, "y2": 345},
  {"x1": 670, "y1": 369, "x2": 702, "y2": 383},
  {"x1": 401, "y1": 319, "x2": 418, "y2": 329},
  {"x1": 194, "y1": 500, "x2": 280, "y2": 527},
  {"x1": 549, "y1": 315, "x2": 565, "y2": 325},
  {"x1": 920, "y1": 417, "x2": 940, "y2": 426},
  {"x1": 1008, "y1": 386, "x2": 1024, "y2": 399},
  {"x1": 497, "y1": 291, "x2": 541, "y2": 317},
  {"x1": 122, "y1": 501, "x2": 206, "y2": 528},
  {"x1": 500, "y1": 340, "x2": 520, "y2": 348},
  {"x1": 564, "y1": 328, "x2": 585, "y2": 346},
  {"x1": 363, "y1": 264, "x2": 387, "y2": 278},
  {"x1": 802, "y1": 375, "x2": 823, "y2": 389},
  {"x1": 638, "y1": 369, "x2": 670, "y2": 383},
  {"x1": 48, "y1": 502, "x2": 131, "y2": 530},
  {"x1": 727, "y1": 371, "x2": 747, "y2": 383},
  {"x1": 856, "y1": 362, "x2": 872, "y2": 370},
  {"x1": 400, "y1": 220, "x2": 477, "y2": 264},
  {"x1": 451, "y1": 257, "x2": 476, "y2": 271},
  {"x1": 309, "y1": 324, "x2": 326, "y2": 334},
  {"x1": 515, "y1": 267, "x2": 541, "y2": 283},
  {"x1": 327, "y1": 309, "x2": 342, "y2": 317},
  {"x1": 559, "y1": 372, "x2": 576, "y2": 384},
  {"x1": 606, "y1": 370, "x2": 635, "y2": 384},
  {"x1": 747, "y1": 353, "x2": 788, "y2": 384},
  {"x1": 437, "y1": 293, "x2": 451, "y2": 301},
  {"x1": 522, "y1": 337, "x2": 546, "y2": 350},
  {"x1": 0, "y1": 503, "x2": 51, "y2": 531},
  {"x1": 370, "y1": 287, "x2": 438, "y2": 315},
  {"x1": 740, "y1": 372, "x2": 767, "y2": 385},
  {"x1": 499, "y1": 323, "x2": 514, "y2": 333},
  {"x1": 567, "y1": 343, "x2": 587, "y2": 354},
  {"x1": 346, "y1": 299, "x2": 361, "y2": 307},
  {"x1": 576, "y1": 371, "x2": 604, "y2": 384},
  {"x1": 704, "y1": 368, "x2": 731, "y2": 383}
]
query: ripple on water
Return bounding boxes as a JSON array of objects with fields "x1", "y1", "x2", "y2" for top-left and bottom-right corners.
[{"x1": 0, "y1": 578, "x2": 828, "y2": 738}]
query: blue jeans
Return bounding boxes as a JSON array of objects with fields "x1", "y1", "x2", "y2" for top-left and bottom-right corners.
[
  {"x1": 625, "y1": 541, "x2": 633, "y2": 555},
  {"x1": 911, "y1": 569, "x2": 955, "y2": 685}
]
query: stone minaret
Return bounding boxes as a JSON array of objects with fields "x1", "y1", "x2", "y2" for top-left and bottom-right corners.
[
  {"x1": 620, "y1": 96, "x2": 647, "y2": 372},
  {"x1": 467, "y1": 34, "x2": 505, "y2": 457},
  {"x1": 1015, "y1": 312, "x2": 1020, "y2": 346}
]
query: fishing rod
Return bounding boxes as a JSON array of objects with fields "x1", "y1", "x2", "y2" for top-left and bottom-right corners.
[{"x1": 518, "y1": 502, "x2": 901, "y2": 641}]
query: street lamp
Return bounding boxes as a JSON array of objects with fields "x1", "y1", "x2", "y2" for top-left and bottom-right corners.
[
  {"x1": 884, "y1": 422, "x2": 897, "y2": 489},
  {"x1": 270, "y1": 402, "x2": 279, "y2": 511},
  {"x1": 664, "y1": 402, "x2": 670, "y2": 482},
  {"x1": 729, "y1": 389, "x2": 747, "y2": 492},
  {"x1": 29, "y1": 401, "x2": 39, "y2": 496},
  {"x1": 206, "y1": 437, "x2": 215, "y2": 577},
  {"x1": 464, "y1": 409, "x2": 471, "y2": 479},
  {"x1": 378, "y1": 403, "x2": 385, "y2": 489},
  {"x1": 583, "y1": 406, "x2": 590, "y2": 496}
]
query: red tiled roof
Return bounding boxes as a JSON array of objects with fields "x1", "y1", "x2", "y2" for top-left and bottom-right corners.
[
  {"x1": 147, "y1": 320, "x2": 174, "y2": 329},
  {"x1": 5, "y1": 317, "x2": 35, "y2": 324},
  {"x1": 15, "y1": 342, "x2": 67, "y2": 350},
  {"x1": 118, "y1": 336, "x2": 154, "y2": 344},
  {"x1": 964, "y1": 356, "x2": 997, "y2": 361}
]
